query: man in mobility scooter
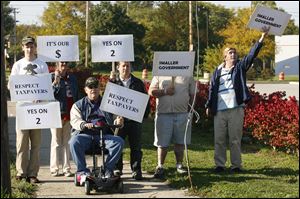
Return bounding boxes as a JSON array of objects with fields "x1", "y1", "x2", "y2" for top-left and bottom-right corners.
[{"x1": 69, "y1": 77, "x2": 125, "y2": 193}]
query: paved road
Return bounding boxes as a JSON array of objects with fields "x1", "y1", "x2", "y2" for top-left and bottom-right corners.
[
  {"x1": 7, "y1": 101, "x2": 197, "y2": 198},
  {"x1": 247, "y1": 83, "x2": 299, "y2": 100},
  {"x1": 198, "y1": 80, "x2": 299, "y2": 100}
]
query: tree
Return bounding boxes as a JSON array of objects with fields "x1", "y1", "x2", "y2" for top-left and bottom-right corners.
[
  {"x1": 39, "y1": 1, "x2": 86, "y2": 65},
  {"x1": 283, "y1": 19, "x2": 299, "y2": 35},
  {"x1": 90, "y1": 2, "x2": 146, "y2": 69},
  {"x1": 203, "y1": 7, "x2": 275, "y2": 74},
  {"x1": 251, "y1": 1, "x2": 277, "y2": 9},
  {"x1": 194, "y1": 2, "x2": 234, "y2": 75},
  {"x1": 1, "y1": 2, "x2": 12, "y2": 196},
  {"x1": 2, "y1": 1, "x2": 14, "y2": 36}
]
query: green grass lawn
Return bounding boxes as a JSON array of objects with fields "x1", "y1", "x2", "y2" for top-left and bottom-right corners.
[{"x1": 123, "y1": 118, "x2": 299, "y2": 198}]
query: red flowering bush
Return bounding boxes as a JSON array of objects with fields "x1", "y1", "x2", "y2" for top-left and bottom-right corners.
[
  {"x1": 48, "y1": 65, "x2": 56, "y2": 73},
  {"x1": 70, "y1": 67, "x2": 93, "y2": 97},
  {"x1": 244, "y1": 84, "x2": 299, "y2": 154},
  {"x1": 194, "y1": 82, "x2": 212, "y2": 128},
  {"x1": 143, "y1": 81, "x2": 157, "y2": 117},
  {"x1": 96, "y1": 74, "x2": 110, "y2": 95}
]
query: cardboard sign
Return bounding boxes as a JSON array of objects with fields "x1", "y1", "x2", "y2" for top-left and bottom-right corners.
[
  {"x1": 91, "y1": 35, "x2": 134, "y2": 62},
  {"x1": 16, "y1": 101, "x2": 62, "y2": 130},
  {"x1": 9, "y1": 73, "x2": 54, "y2": 102},
  {"x1": 100, "y1": 82, "x2": 149, "y2": 123},
  {"x1": 152, "y1": 51, "x2": 195, "y2": 77},
  {"x1": 37, "y1": 35, "x2": 79, "y2": 62},
  {"x1": 248, "y1": 5, "x2": 291, "y2": 36}
]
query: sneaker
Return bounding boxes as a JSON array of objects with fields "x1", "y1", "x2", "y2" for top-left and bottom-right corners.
[
  {"x1": 214, "y1": 166, "x2": 225, "y2": 173},
  {"x1": 64, "y1": 171, "x2": 74, "y2": 177},
  {"x1": 153, "y1": 166, "x2": 165, "y2": 179},
  {"x1": 176, "y1": 164, "x2": 187, "y2": 174},
  {"x1": 27, "y1": 176, "x2": 40, "y2": 184},
  {"x1": 51, "y1": 171, "x2": 59, "y2": 177},
  {"x1": 132, "y1": 170, "x2": 143, "y2": 180},
  {"x1": 113, "y1": 169, "x2": 123, "y2": 176},
  {"x1": 230, "y1": 167, "x2": 243, "y2": 174},
  {"x1": 77, "y1": 172, "x2": 90, "y2": 186}
]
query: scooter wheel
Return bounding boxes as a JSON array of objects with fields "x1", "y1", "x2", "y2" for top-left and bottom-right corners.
[
  {"x1": 85, "y1": 180, "x2": 91, "y2": 195},
  {"x1": 117, "y1": 181, "x2": 124, "y2": 193},
  {"x1": 74, "y1": 173, "x2": 80, "y2": 186}
]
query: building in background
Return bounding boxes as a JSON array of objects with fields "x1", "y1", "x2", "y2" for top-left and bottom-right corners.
[{"x1": 275, "y1": 35, "x2": 299, "y2": 75}]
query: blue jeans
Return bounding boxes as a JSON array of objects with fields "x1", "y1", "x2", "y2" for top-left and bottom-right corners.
[{"x1": 69, "y1": 133, "x2": 124, "y2": 173}]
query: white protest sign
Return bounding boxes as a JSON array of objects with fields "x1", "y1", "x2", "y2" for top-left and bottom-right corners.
[
  {"x1": 9, "y1": 73, "x2": 54, "y2": 102},
  {"x1": 37, "y1": 35, "x2": 79, "y2": 62},
  {"x1": 16, "y1": 101, "x2": 62, "y2": 130},
  {"x1": 152, "y1": 51, "x2": 195, "y2": 77},
  {"x1": 91, "y1": 35, "x2": 134, "y2": 62},
  {"x1": 100, "y1": 82, "x2": 149, "y2": 123},
  {"x1": 247, "y1": 5, "x2": 291, "y2": 36}
]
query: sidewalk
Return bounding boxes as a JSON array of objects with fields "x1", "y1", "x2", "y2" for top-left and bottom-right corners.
[
  {"x1": 36, "y1": 161, "x2": 195, "y2": 198},
  {"x1": 7, "y1": 101, "x2": 198, "y2": 198}
]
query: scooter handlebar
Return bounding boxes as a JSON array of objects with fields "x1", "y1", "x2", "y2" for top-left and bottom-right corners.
[{"x1": 92, "y1": 123, "x2": 122, "y2": 130}]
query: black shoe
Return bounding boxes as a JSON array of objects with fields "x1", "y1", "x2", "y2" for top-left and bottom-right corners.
[
  {"x1": 214, "y1": 166, "x2": 225, "y2": 173},
  {"x1": 153, "y1": 167, "x2": 165, "y2": 179},
  {"x1": 132, "y1": 170, "x2": 143, "y2": 180},
  {"x1": 230, "y1": 167, "x2": 243, "y2": 174},
  {"x1": 15, "y1": 176, "x2": 26, "y2": 181},
  {"x1": 27, "y1": 176, "x2": 40, "y2": 184}
]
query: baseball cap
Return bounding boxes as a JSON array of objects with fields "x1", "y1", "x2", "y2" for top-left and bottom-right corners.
[
  {"x1": 22, "y1": 36, "x2": 35, "y2": 45},
  {"x1": 85, "y1": 77, "x2": 99, "y2": 88}
]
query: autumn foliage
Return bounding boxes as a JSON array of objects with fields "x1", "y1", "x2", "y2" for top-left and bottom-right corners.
[{"x1": 244, "y1": 84, "x2": 299, "y2": 154}]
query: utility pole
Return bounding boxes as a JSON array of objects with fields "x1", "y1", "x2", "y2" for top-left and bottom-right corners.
[
  {"x1": 205, "y1": 10, "x2": 209, "y2": 48},
  {"x1": 85, "y1": 1, "x2": 90, "y2": 68},
  {"x1": 1, "y1": 2, "x2": 12, "y2": 196},
  {"x1": 13, "y1": 8, "x2": 18, "y2": 63},
  {"x1": 189, "y1": 1, "x2": 193, "y2": 51}
]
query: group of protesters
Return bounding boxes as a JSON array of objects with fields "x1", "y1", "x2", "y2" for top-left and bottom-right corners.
[{"x1": 8, "y1": 26, "x2": 270, "y2": 184}]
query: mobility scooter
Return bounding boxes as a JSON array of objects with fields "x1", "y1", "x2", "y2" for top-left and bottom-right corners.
[{"x1": 74, "y1": 123, "x2": 124, "y2": 195}]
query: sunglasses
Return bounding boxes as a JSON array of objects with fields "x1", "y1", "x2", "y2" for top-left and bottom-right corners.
[{"x1": 87, "y1": 84, "x2": 98, "y2": 89}]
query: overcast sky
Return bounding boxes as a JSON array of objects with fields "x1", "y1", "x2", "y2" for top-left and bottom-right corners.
[{"x1": 9, "y1": 1, "x2": 299, "y2": 26}]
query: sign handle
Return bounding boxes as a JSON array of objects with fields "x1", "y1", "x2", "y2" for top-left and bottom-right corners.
[
  {"x1": 112, "y1": 62, "x2": 115, "y2": 72},
  {"x1": 110, "y1": 62, "x2": 117, "y2": 81},
  {"x1": 171, "y1": 76, "x2": 175, "y2": 88}
]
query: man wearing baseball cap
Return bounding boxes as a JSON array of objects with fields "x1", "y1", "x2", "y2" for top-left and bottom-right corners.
[
  {"x1": 8, "y1": 35, "x2": 49, "y2": 184},
  {"x1": 21, "y1": 36, "x2": 35, "y2": 45},
  {"x1": 69, "y1": 76, "x2": 125, "y2": 181}
]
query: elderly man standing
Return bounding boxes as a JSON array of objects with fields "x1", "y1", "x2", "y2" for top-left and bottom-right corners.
[
  {"x1": 148, "y1": 75, "x2": 196, "y2": 179},
  {"x1": 205, "y1": 26, "x2": 270, "y2": 173}
]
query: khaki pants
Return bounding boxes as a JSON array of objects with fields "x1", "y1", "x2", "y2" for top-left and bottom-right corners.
[
  {"x1": 50, "y1": 120, "x2": 71, "y2": 173},
  {"x1": 16, "y1": 129, "x2": 41, "y2": 177},
  {"x1": 214, "y1": 107, "x2": 244, "y2": 169}
]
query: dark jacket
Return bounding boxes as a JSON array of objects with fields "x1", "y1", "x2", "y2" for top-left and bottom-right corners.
[
  {"x1": 51, "y1": 73, "x2": 79, "y2": 114},
  {"x1": 71, "y1": 96, "x2": 114, "y2": 136},
  {"x1": 205, "y1": 41, "x2": 263, "y2": 116}
]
